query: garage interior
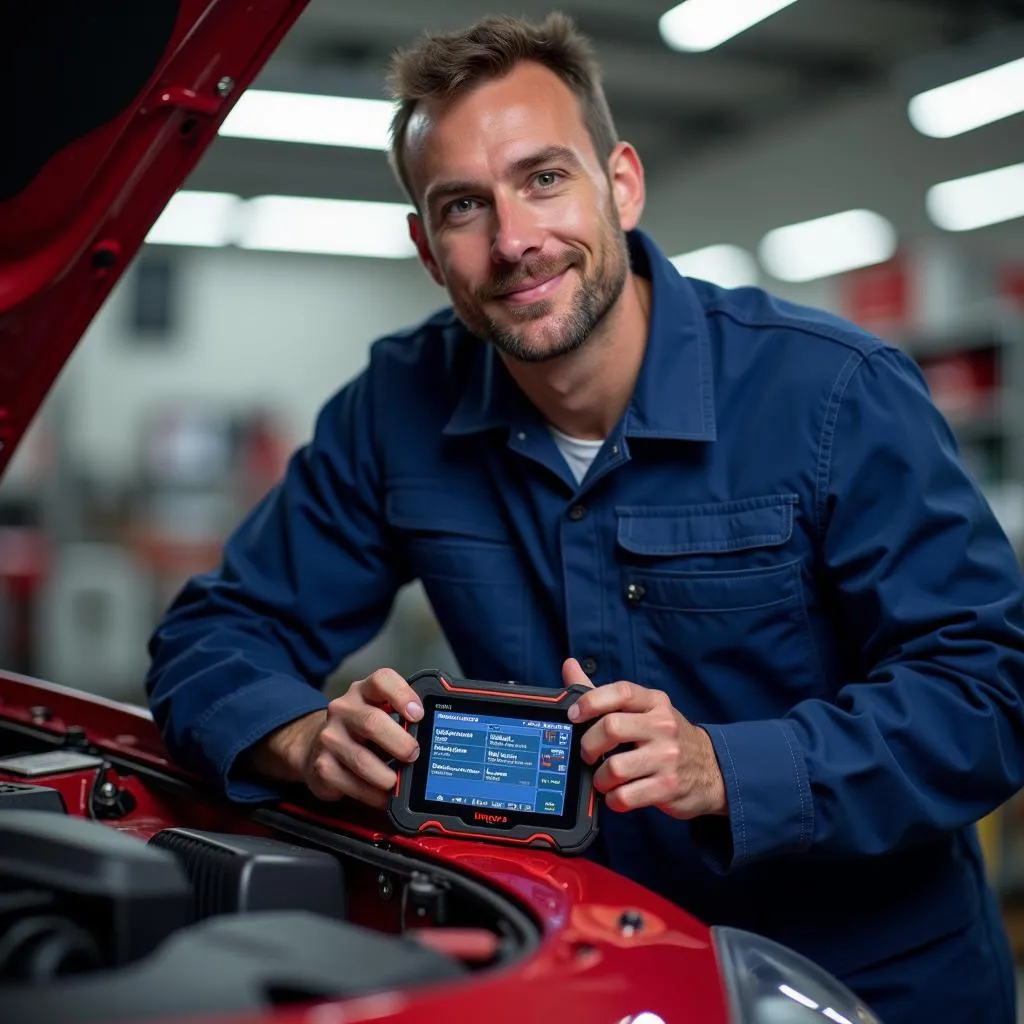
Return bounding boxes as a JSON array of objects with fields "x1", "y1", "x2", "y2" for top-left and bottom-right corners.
[{"x1": 1, "y1": 0, "x2": 1023, "y2": 1007}]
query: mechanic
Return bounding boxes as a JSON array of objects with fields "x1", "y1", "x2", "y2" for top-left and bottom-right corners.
[{"x1": 144, "y1": 13, "x2": 1024, "y2": 1022}]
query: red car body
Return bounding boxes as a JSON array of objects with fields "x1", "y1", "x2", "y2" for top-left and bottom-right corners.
[
  {"x1": 0, "y1": 671, "x2": 728, "y2": 1023},
  {"x1": 0, "y1": 5, "x2": 878, "y2": 1024}
]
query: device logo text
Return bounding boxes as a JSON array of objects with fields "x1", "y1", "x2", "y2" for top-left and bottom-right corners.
[{"x1": 473, "y1": 811, "x2": 509, "y2": 824}]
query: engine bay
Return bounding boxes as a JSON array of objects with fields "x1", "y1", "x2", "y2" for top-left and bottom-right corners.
[{"x1": 0, "y1": 721, "x2": 540, "y2": 1023}]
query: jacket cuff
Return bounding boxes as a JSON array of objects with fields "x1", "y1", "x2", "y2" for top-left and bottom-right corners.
[
  {"x1": 191, "y1": 676, "x2": 329, "y2": 803},
  {"x1": 694, "y1": 718, "x2": 814, "y2": 872}
]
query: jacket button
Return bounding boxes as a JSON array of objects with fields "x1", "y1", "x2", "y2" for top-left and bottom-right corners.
[
  {"x1": 568, "y1": 504, "x2": 588, "y2": 521},
  {"x1": 625, "y1": 582, "x2": 646, "y2": 605},
  {"x1": 580, "y1": 656, "x2": 598, "y2": 676}
]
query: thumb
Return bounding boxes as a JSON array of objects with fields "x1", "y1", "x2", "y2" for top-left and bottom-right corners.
[{"x1": 562, "y1": 657, "x2": 595, "y2": 689}]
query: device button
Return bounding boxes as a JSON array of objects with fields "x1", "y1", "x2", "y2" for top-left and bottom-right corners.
[{"x1": 579, "y1": 656, "x2": 598, "y2": 676}]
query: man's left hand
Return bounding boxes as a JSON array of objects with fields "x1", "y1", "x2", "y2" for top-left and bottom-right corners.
[{"x1": 562, "y1": 658, "x2": 728, "y2": 819}]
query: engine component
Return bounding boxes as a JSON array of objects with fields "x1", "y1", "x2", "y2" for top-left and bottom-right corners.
[
  {"x1": 88, "y1": 768, "x2": 137, "y2": 820},
  {"x1": 402, "y1": 871, "x2": 449, "y2": 929},
  {"x1": 0, "y1": 782, "x2": 67, "y2": 813},
  {"x1": 0, "y1": 811, "x2": 193, "y2": 970},
  {"x1": 149, "y1": 827, "x2": 347, "y2": 920},
  {"x1": 0, "y1": 905, "x2": 102, "y2": 982},
  {"x1": 0, "y1": 751, "x2": 105, "y2": 777},
  {"x1": 0, "y1": 910, "x2": 468, "y2": 1023}
]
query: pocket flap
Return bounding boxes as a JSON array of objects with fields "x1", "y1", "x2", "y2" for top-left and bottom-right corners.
[
  {"x1": 385, "y1": 485, "x2": 508, "y2": 542},
  {"x1": 616, "y1": 494, "x2": 798, "y2": 556}
]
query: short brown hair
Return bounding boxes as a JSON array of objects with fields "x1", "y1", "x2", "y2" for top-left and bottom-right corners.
[{"x1": 385, "y1": 12, "x2": 619, "y2": 208}]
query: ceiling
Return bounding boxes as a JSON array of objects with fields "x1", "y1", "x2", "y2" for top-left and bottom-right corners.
[{"x1": 184, "y1": 0, "x2": 1024, "y2": 208}]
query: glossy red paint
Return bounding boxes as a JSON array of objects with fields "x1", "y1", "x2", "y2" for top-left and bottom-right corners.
[
  {"x1": 0, "y1": 672, "x2": 733, "y2": 1024},
  {"x1": 0, "y1": 0, "x2": 312, "y2": 477}
]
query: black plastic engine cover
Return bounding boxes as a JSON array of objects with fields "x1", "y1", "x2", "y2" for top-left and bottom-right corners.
[
  {"x1": 0, "y1": 910, "x2": 468, "y2": 1023},
  {"x1": 0, "y1": 782, "x2": 67, "y2": 813},
  {"x1": 149, "y1": 827, "x2": 346, "y2": 920},
  {"x1": 0, "y1": 811, "x2": 193, "y2": 968}
]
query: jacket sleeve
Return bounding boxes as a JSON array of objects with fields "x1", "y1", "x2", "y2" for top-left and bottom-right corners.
[
  {"x1": 144, "y1": 367, "x2": 408, "y2": 802},
  {"x1": 696, "y1": 344, "x2": 1024, "y2": 871}
]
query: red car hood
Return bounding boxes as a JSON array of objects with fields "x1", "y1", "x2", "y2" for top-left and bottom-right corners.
[{"x1": 0, "y1": 0, "x2": 310, "y2": 477}]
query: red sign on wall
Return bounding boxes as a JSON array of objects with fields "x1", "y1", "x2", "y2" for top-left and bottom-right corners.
[{"x1": 839, "y1": 255, "x2": 910, "y2": 331}]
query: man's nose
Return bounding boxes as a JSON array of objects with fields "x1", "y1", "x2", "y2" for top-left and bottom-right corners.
[{"x1": 490, "y1": 194, "x2": 544, "y2": 264}]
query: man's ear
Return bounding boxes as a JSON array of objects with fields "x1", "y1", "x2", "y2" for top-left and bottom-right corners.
[
  {"x1": 409, "y1": 213, "x2": 445, "y2": 287},
  {"x1": 606, "y1": 141, "x2": 645, "y2": 233}
]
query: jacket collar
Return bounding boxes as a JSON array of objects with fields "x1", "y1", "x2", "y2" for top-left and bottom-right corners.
[{"x1": 443, "y1": 229, "x2": 717, "y2": 443}]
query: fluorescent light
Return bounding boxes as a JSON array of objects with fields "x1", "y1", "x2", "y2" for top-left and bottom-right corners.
[
  {"x1": 670, "y1": 244, "x2": 759, "y2": 288},
  {"x1": 219, "y1": 89, "x2": 394, "y2": 150},
  {"x1": 145, "y1": 191, "x2": 240, "y2": 247},
  {"x1": 778, "y1": 985, "x2": 818, "y2": 1010},
  {"x1": 236, "y1": 196, "x2": 416, "y2": 258},
  {"x1": 758, "y1": 209, "x2": 897, "y2": 283},
  {"x1": 659, "y1": 0, "x2": 799, "y2": 52},
  {"x1": 926, "y1": 162, "x2": 1024, "y2": 232},
  {"x1": 908, "y1": 56, "x2": 1024, "y2": 138},
  {"x1": 823, "y1": 1010, "x2": 854, "y2": 1024}
]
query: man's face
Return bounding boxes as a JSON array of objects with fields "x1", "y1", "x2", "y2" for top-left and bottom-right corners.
[{"x1": 404, "y1": 62, "x2": 634, "y2": 364}]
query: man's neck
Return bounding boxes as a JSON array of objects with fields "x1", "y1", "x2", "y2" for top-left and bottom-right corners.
[{"x1": 500, "y1": 270, "x2": 652, "y2": 441}]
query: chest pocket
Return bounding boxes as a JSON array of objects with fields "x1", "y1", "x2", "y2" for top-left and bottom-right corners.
[
  {"x1": 615, "y1": 495, "x2": 822, "y2": 720},
  {"x1": 385, "y1": 484, "x2": 530, "y2": 682}
]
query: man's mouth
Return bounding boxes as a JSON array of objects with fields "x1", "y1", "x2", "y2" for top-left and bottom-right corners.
[{"x1": 495, "y1": 269, "x2": 569, "y2": 304}]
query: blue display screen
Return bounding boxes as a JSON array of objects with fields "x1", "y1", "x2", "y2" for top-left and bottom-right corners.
[{"x1": 424, "y1": 710, "x2": 573, "y2": 815}]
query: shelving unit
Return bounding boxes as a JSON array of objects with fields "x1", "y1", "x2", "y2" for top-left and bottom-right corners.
[
  {"x1": 891, "y1": 300, "x2": 1024, "y2": 946},
  {"x1": 895, "y1": 301, "x2": 1024, "y2": 548}
]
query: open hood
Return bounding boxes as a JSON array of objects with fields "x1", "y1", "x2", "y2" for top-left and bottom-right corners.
[{"x1": 0, "y1": 0, "x2": 310, "y2": 477}]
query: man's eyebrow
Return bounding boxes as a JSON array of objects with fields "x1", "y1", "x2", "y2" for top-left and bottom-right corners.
[
  {"x1": 424, "y1": 146, "x2": 582, "y2": 211},
  {"x1": 424, "y1": 178, "x2": 481, "y2": 210},
  {"x1": 506, "y1": 145, "x2": 581, "y2": 177}
]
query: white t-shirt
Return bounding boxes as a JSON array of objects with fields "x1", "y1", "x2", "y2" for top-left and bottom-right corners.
[{"x1": 548, "y1": 424, "x2": 605, "y2": 485}]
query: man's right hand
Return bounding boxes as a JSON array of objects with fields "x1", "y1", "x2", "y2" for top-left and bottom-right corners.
[{"x1": 245, "y1": 668, "x2": 423, "y2": 808}]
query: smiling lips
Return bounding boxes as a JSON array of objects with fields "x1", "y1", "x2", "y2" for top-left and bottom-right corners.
[{"x1": 496, "y1": 269, "x2": 569, "y2": 304}]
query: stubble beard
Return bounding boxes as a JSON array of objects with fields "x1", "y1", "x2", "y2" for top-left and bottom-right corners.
[{"x1": 457, "y1": 206, "x2": 631, "y2": 365}]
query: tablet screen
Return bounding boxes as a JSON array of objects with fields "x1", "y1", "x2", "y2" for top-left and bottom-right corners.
[
  {"x1": 424, "y1": 708, "x2": 573, "y2": 816},
  {"x1": 405, "y1": 693, "x2": 587, "y2": 832}
]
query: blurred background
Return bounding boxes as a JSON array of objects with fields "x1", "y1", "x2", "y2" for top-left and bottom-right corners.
[{"x1": 3, "y1": 0, "x2": 1024, "y2": 968}]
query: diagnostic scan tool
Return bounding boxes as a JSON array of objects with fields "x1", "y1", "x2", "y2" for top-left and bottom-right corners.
[{"x1": 388, "y1": 671, "x2": 599, "y2": 854}]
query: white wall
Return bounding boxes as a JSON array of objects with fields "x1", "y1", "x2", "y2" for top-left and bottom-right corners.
[{"x1": 57, "y1": 248, "x2": 446, "y2": 486}]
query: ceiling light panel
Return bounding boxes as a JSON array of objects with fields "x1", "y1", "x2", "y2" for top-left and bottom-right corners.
[
  {"x1": 145, "y1": 191, "x2": 241, "y2": 247},
  {"x1": 236, "y1": 196, "x2": 417, "y2": 258},
  {"x1": 670, "y1": 244, "x2": 759, "y2": 288},
  {"x1": 758, "y1": 209, "x2": 898, "y2": 282},
  {"x1": 219, "y1": 90, "x2": 395, "y2": 150},
  {"x1": 908, "y1": 56, "x2": 1024, "y2": 138},
  {"x1": 659, "y1": 0, "x2": 800, "y2": 53},
  {"x1": 926, "y1": 162, "x2": 1024, "y2": 232}
]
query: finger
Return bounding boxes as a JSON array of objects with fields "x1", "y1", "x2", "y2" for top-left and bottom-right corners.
[
  {"x1": 359, "y1": 668, "x2": 424, "y2": 723},
  {"x1": 561, "y1": 658, "x2": 595, "y2": 689},
  {"x1": 307, "y1": 752, "x2": 389, "y2": 809},
  {"x1": 592, "y1": 746, "x2": 657, "y2": 792},
  {"x1": 335, "y1": 701, "x2": 420, "y2": 763},
  {"x1": 581, "y1": 712, "x2": 657, "y2": 764},
  {"x1": 569, "y1": 679, "x2": 660, "y2": 724},
  {"x1": 601, "y1": 773, "x2": 677, "y2": 815},
  {"x1": 320, "y1": 726, "x2": 400, "y2": 791}
]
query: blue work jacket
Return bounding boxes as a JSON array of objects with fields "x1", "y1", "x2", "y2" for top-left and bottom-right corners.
[{"x1": 146, "y1": 230, "x2": 1024, "y2": 1021}]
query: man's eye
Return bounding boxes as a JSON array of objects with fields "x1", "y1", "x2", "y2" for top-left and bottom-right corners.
[
  {"x1": 447, "y1": 198, "x2": 478, "y2": 217},
  {"x1": 535, "y1": 172, "x2": 561, "y2": 188}
]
